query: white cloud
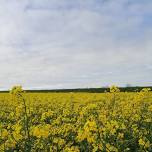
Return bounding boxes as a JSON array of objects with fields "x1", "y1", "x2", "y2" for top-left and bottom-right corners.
[{"x1": 0, "y1": 0, "x2": 152, "y2": 89}]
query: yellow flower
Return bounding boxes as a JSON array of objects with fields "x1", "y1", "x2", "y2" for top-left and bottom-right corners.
[
  {"x1": 64, "y1": 146, "x2": 80, "y2": 152},
  {"x1": 110, "y1": 85, "x2": 120, "y2": 93},
  {"x1": 139, "y1": 138, "x2": 150, "y2": 148},
  {"x1": 32, "y1": 125, "x2": 50, "y2": 138},
  {"x1": 148, "y1": 105, "x2": 152, "y2": 112},
  {"x1": 106, "y1": 143, "x2": 118, "y2": 152},
  {"x1": 5, "y1": 138, "x2": 17, "y2": 149},
  {"x1": 144, "y1": 118, "x2": 151, "y2": 122},
  {"x1": 32, "y1": 126, "x2": 41, "y2": 138},
  {"x1": 118, "y1": 133, "x2": 124, "y2": 139},
  {"x1": 12, "y1": 131, "x2": 23, "y2": 141},
  {"x1": 1, "y1": 129, "x2": 8, "y2": 139}
]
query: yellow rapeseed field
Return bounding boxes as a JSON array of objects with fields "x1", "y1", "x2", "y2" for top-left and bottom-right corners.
[{"x1": 0, "y1": 86, "x2": 152, "y2": 151}]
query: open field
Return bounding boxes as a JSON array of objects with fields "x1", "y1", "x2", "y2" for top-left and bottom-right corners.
[{"x1": 0, "y1": 87, "x2": 152, "y2": 151}]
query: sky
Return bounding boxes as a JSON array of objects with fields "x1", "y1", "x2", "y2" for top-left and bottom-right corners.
[{"x1": 0, "y1": 0, "x2": 152, "y2": 90}]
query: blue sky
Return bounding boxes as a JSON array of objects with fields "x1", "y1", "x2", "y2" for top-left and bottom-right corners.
[{"x1": 0, "y1": 0, "x2": 152, "y2": 89}]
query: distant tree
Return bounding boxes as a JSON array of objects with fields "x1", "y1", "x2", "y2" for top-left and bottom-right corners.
[{"x1": 126, "y1": 84, "x2": 132, "y2": 87}]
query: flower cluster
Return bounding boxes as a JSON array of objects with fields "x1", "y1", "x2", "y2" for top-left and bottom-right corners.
[{"x1": 0, "y1": 86, "x2": 152, "y2": 151}]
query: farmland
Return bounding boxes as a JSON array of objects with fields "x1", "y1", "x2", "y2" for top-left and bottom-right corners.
[{"x1": 0, "y1": 86, "x2": 152, "y2": 151}]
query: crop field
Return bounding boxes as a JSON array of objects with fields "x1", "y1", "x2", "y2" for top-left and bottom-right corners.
[{"x1": 0, "y1": 86, "x2": 152, "y2": 152}]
